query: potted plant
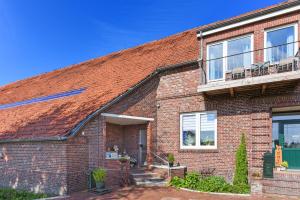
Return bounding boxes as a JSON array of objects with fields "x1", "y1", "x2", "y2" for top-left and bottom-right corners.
[
  {"x1": 92, "y1": 168, "x2": 106, "y2": 190},
  {"x1": 280, "y1": 161, "x2": 288, "y2": 171},
  {"x1": 251, "y1": 171, "x2": 261, "y2": 180},
  {"x1": 167, "y1": 153, "x2": 175, "y2": 167}
]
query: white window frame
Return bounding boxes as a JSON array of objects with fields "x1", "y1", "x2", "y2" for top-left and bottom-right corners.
[
  {"x1": 207, "y1": 34, "x2": 254, "y2": 82},
  {"x1": 264, "y1": 23, "x2": 299, "y2": 63},
  {"x1": 180, "y1": 111, "x2": 218, "y2": 150}
]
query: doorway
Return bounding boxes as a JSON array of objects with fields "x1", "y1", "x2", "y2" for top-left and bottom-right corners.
[
  {"x1": 273, "y1": 114, "x2": 300, "y2": 169},
  {"x1": 139, "y1": 129, "x2": 147, "y2": 167}
]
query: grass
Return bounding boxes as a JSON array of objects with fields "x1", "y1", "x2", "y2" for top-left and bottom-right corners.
[{"x1": 0, "y1": 188, "x2": 47, "y2": 200}]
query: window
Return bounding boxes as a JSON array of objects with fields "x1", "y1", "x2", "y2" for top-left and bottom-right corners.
[
  {"x1": 180, "y1": 111, "x2": 217, "y2": 149},
  {"x1": 265, "y1": 24, "x2": 298, "y2": 63},
  {"x1": 207, "y1": 35, "x2": 253, "y2": 81}
]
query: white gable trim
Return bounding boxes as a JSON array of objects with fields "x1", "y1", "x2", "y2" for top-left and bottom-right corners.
[{"x1": 198, "y1": 4, "x2": 300, "y2": 37}]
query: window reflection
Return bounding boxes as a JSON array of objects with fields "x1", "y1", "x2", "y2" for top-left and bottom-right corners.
[{"x1": 284, "y1": 124, "x2": 300, "y2": 148}]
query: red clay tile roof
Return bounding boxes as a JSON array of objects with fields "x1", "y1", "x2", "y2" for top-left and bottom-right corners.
[
  {"x1": 0, "y1": 29, "x2": 199, "y2": 141},
  {"x1": 0, "y1": 0, "x2": 295, "y2": 141}
]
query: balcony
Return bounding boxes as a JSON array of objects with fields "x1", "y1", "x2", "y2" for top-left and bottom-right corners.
[{"x1": 198, "y1": 42, "x2": 300, "y2": 96}]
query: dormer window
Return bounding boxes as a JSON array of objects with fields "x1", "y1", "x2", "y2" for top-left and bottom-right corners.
[
  {"x1": 207, "y1": 35, "x2": 253, "y2": 81},
  {"x1": 265, "y1": 24, "x2": 298, "y2": 63}
]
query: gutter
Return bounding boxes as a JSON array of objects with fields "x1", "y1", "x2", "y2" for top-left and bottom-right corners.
[
  {"x1": 197, "y1": 0, "x2": 300, "y2": 37},
  {"x1": 0, "y1": 59, "x2": 198, "y2": 143}
]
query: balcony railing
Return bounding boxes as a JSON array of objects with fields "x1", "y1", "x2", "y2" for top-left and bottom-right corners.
[{"x1": 202, "y1": 41, "x2": 300, "y2": 84}]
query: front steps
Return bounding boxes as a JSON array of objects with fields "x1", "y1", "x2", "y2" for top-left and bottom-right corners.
[
  {"x1": 130, "y1": 168, "x2": 168, "y2": 187},
  {"x1": 262, "y1": 171, "x2": 300, "y2": 196}
]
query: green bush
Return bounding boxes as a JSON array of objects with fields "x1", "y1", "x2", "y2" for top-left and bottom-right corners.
[
  {"x1": 169, "y1": 176, "x2": 184, "y2": 188},
  {"x1": 92, "y1": 168, "x2": 107, "y2": 183},
  {"x1": 169, "y1": 172, "x2": 250, "y2": 194},
  {"x1": 281, "y1": 161, "x2": 288, "y2": 168},
  {"x1": 0, "y1": 188, "x2": 47, "y2": 200},
  {"x1": 167, "y1": 153, "x2": 175, "y2": 164},
  {"x1": 183, "y1": 172, "x2": 202, "y2": 189},
  {"x1": 197, "y1": 176, "x2": 229, "y2": 192},
  {"x1": 233, "y1": 133, "x2": 248, "y2": 186}
]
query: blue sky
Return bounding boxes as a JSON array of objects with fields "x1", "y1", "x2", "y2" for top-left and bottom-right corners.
[{"x1": 0, "y1": 0, "x2": 283, "y2": 86}]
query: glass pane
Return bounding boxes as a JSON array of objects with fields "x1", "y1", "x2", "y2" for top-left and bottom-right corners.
[
  {"x1": 200, "y1": 113, "x2": 216, "y2": 146},
  {"x1": 272, "y1": 122, "x2": 279, "y2": 149},
  {"x1": 227, "y1": 36, "x2": 251, "y2": 70},
  {"x1": 182, "y1": 115, "x2": 196, "y2": 146},
  {"x1": 284, "y1": 124, "x2": 300, "y2": 148},
  {"x1": 208, "y1": 43, "x2": 223, "y2": 80},
  {"x1": 266, "y1": 26, "x2": 295, "y2": 63}
]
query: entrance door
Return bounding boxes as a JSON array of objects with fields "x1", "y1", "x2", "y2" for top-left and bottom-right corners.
[
  {"x1": 280, "y1": 122, "x2": 300, "y2": 169},
  {"x1": 273, "y1": 115, "x2": 300, "y2": 169},
  {"x1": 139, "y1": 130, "x2": 147, "y2": 167}
]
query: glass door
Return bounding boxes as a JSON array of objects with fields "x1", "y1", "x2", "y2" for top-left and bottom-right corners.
[{"x1": 281, "y1": 122, "x2": 300, "y2": 169}]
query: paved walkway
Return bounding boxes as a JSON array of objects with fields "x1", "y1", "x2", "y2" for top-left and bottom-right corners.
[{"x1": 60, "y1": 187, "x2": 300, "y2": 200}]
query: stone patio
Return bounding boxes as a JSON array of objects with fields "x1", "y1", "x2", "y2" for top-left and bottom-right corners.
[{"x1": 57, "y1": 187, "x2": 300, "y2": 200}]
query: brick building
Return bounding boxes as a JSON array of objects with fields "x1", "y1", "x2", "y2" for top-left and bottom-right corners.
[{"x1": 1, "y1": 0, "x2": 300, "y2": 196}]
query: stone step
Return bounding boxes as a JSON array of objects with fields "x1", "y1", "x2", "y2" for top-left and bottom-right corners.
[
  {"x1": 131, "y1": 171, "x2": 168, "y2": 187},
  {"x1": 131, "y1": 172, "x2": 161, "y2": 179},
  {"x1": 263, "y1": 179, "x2": 300, "y2": 189},
  {"x1": 273, "y1": 171, "x2": 300, "y2": 181},
  {"x1": 263, "y1": 185, "x2": 300, "y2": 196}
]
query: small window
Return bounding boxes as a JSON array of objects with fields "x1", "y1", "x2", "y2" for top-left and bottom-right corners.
[
  {"x1": 265, "y1": 24, "x2": 297, "y2": 63},
  {"x1": 180, "y1": 111, "x2": 217, "y2": 149}
]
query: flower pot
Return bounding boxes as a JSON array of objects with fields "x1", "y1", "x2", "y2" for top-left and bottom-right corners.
[
  {"x1": 95, "y1": 182, "x2": 105, "y2": 190},
  {"x1": 169, "y1": 162, "x2": 174, "y2": 167},
  {"x1": 280, "y1": 167, "x2": 286, "y2": 171}
]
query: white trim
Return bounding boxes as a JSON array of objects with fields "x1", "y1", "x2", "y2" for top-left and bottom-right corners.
[
  {"x1": 199, "y1": 4, "x2": 300, "y2": 37},
  {"x1": 180, "y1": 111, "x2": 217, "y2": 150},
  {"x1": 207, "y1": 34, "x2": 254, "y2": 82},
  {"x1": 101, "y1": 113, "x2": 154, "y2": 121},
  {"x1": 264, "y1": 23, "x2": 299, "y2": 62}
]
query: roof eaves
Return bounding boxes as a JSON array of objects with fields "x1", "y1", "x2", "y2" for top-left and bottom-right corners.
[{"x1": 197, "y1": 0, "x2": 300, "y2": 34}]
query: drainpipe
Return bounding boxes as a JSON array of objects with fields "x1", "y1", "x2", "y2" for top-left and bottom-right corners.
[{"x1": 197, "y1": 31, "x2": 206, "y2": 85}]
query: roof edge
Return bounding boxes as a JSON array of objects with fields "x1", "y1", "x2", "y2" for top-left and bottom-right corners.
[
  {"x1": 0, "y1": 59, "x2": 198, "y2": 143},
  {"x1": 197, "y1": 0, "x2": 300, "y2": 35}
]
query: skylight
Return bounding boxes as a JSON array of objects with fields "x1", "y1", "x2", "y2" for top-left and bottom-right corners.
[{"x1": 0, "y1": 88, "x2": 86, "y2": 110}]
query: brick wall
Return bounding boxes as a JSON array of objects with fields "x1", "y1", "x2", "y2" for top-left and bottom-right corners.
[
  {"x1": 156, "y1": 60, "x2": 300, "y2": 182},
  {"x1": 0, "y1": 133, "x2": 89, "y2": 195}
]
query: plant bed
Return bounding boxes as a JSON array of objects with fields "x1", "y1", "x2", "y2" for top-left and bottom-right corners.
[
  {"x1": 169, "y1": 173, "x2": 250, "y2": 194},
  {"x1": 0, "y1": 188, "x2": 47, "y2": 200}
]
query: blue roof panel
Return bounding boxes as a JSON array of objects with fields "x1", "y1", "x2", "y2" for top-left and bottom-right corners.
[{"x1": 0, "y1": 88, "x2": 86, "y2": 110}]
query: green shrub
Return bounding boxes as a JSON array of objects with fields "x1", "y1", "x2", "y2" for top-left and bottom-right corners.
[
  {"x1": 281, "y1": 161, "x2": 288, "y2": 168},
  {"x1": 197, "y1": 176, "x2": 229, "y2": 192},
  {"x1": 228, "y1": 184, "x2": 250, "y2": 194},
  {"x1": 169, "y1": 176, "x2": 184, "y2": 188},
  {"x1": 233, "y1": 133, "x2": 248, "y2": 186},
  {"x1": 169, "y1": 173, "x2": 250, "y2": 194},
  {"x1": 183, "y1": 172, "x2": 202, "y2": 189},
  {"x1": 0, "y1": 188, "x2": 47, "y2": 200},
  {"x1": 167, "y1": 153, "x2": 175, "y2": 164},
  {"x1": 92, "y1": 168, "x2": 106, "y2": 183}
]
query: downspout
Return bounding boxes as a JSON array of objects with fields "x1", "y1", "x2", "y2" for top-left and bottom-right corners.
[{"x1": 197, "y1": 31, "x2": 206, "y2": 84}]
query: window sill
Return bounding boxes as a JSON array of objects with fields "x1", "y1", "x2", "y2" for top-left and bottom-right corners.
[{"x1": 178, "y1": 148, "x2": 219, "y2": 153}]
